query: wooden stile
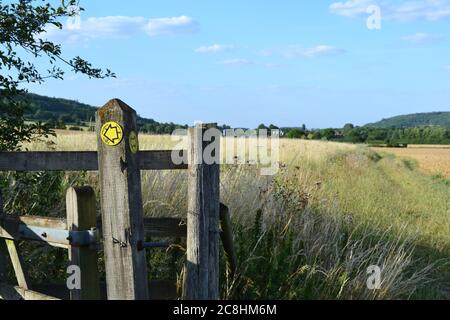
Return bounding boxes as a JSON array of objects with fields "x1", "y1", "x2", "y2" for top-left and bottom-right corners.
[
  {"x1": 0, "y1": 98, "x2": 229, "y2": 301},
  {"x1": 96, "y1": 99, "x2": 149, "y2": 300}
]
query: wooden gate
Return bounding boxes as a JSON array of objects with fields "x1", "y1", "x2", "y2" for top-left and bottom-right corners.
[{"x1": 0, "y1": 99, "x2": 236, "y2": 300}]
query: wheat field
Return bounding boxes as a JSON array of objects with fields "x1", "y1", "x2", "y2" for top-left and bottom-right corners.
[{"x1": 372, "y1": 146, "x2": 450, "y2": 179}]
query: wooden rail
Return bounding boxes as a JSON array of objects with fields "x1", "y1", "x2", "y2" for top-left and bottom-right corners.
[
  {"x1": 0, "y1": 213, "x2": 233, "y2": 256},
  {"x1": 0, "y1": 214, "x2": 96, "y2": 249},
  {"x1": 0, "y1": 150, "x2": 187, "y2": 172},
  {"x1": 0, "y1": 214, "x2": 187, "y2": 246},
  {"x1": 0, "y1": 188, "x2": 100, "y2": 301}
]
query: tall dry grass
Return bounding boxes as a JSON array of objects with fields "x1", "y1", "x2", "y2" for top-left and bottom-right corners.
[{"x1": 15, "y1": 132, "x2": 450, "y2": 299}]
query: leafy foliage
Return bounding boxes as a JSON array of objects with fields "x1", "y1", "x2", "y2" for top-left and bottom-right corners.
[
  {"x1": 0, "y1": 0, "x2": 114, "y2": 151},
  {"x1": 286, "y1": 125, "x2": 450, "y2": 145},
  {"x1": 286, "y1": 128, "x2": 305, "y2": 139},
  {"x1": 0, "y1": 1, "x2": 116, "y2": 286},
  {"x1": 0, "y1": 97, "x2": 55, "y2": 150}
]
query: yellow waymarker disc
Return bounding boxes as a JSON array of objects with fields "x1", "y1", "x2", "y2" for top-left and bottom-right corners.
[
  {"x1": 129, "y1": 131, "x2": 138, "y2": 154},
  {"x1": 101, "y1": 121, "x2": 124, "y2": 146}
]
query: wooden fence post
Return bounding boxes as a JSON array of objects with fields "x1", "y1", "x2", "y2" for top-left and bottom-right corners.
[
  {"x1": 96, "y1": 99, "x2": 149, "y2": 300},
  {"x1": 219, "y1": 204, "x2": 237, "y2": 278},
  {"x1": 183, "y1": 123, "x2": 220, "y2": 300},
  {"x1": 66, "y1": 186, "x2": 101, "y2": 300}
]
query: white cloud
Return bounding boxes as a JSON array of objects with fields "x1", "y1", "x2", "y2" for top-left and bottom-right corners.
[
  {"x1": 261, "y1": 45, "x2": 344, "y2": 58},
  {"x1": 330, "y1": 0, "x2": 450, "y2": 21},
  {"x1": 217, "y1": 59, "x2": 251, "y2": 66},
  {"x1": 389, "y1": 0, "x2": 450, "y2": 21},
  {"x1": 144, "y1": 16, "x2": 198, "y2": 37},
  {"x1": 195, "y1": 44, "x2": 234, "y2": 53},
  {"x1": 329, "y1": 0, "x2": 375, "y2": 17},
  {"x1": 401, "y1": 32, "x2": 444, "y2": 43},
  {"x1": 302, "y1": 45, "x2": 345, "y2": 57},
  {"x1": 44, "y1": 15, "x2": 198, "y2": 43}
]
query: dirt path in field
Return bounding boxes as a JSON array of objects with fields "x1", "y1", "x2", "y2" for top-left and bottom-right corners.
[{"x1": 372, "y1": 146, "x2": 450, "y2": 179}]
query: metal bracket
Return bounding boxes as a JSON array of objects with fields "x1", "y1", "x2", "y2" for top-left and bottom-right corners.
[
  {"x1": 18, "y1": 225, "x2": 97, "y2": 247},
  {"x1": 112, "y1": 237, "x2": 127, "y2": 248}
]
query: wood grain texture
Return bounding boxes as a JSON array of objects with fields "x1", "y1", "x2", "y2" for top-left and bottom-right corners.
[
  {"x1": 66, "y1": 187, "x2": 101, "y2": 300},
  {"x1": 96, "y1": 99, "x2": 149, "y2": 300},
  {"x1": 0, "y1": 214, "x2": 66, "y2": 230},
  {"x1": 139, "y1": 150, "x2": 187, "y2": 170},
  {"x1": 0, "y1": 150, "x2": 187, "y2": 172},
  {"x1": 0, "y1": 151, "x2": 98, "y2": 171},
  {"x1": 98, "y1": 216, "x2": 186, "y2": 238},
  {"x1": 183, "y1": 124, "x2": 220, "y2": 300}
]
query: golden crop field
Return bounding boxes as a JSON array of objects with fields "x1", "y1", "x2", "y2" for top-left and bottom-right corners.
[{"x1": 372, "y1": 145, "x2": 450, "y2": 178}]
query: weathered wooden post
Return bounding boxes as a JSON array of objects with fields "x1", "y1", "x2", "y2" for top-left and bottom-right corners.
[
  {"x1": 96, "y1": 99, "x2": 149, "y2": 300},
  {"x1": 66, "y1": 186, "x2": 101, "y2": 300},
  {"x1": 183, "y1": 123, "x2": 221, "y2": 300},
  {"x1": 219, "y1": 204, "x2": 237, "y2": 278}
]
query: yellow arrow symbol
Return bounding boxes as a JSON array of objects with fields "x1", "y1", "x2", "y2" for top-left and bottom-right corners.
[
  {"x1": 101, "y1": 122, "x2": 123, "y2": 146},
  {"x1": 104, "y1": 124, "x2": 119, "y2": 143}
]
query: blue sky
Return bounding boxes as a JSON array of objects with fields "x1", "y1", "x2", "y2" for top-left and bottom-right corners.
[{"x1": 25, "y1": 0, "x2": 450, "y2": 128}]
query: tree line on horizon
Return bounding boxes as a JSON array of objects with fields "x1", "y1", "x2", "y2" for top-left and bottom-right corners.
[
  {"x1": 9, "y1": 93, "x2": 450, "y2": 145},
  {"x1": 284, "y1": 123, "x2": 450, "y2": 145}
]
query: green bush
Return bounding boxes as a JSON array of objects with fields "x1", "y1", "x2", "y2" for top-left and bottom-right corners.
[{"x1": 287, "y1": 129, "x2": 305, "y2": 139}]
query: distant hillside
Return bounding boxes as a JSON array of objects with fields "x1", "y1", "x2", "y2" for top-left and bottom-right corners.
[
  {"x1": 14, "y1": 93, "x2": 188, "y2": 134},
  {"x1": 21, "y1": 93, "x2": 98, "y2": 124},
  {"x1": 366, "y1": 112, "x2": 450, "y2": 128}
]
